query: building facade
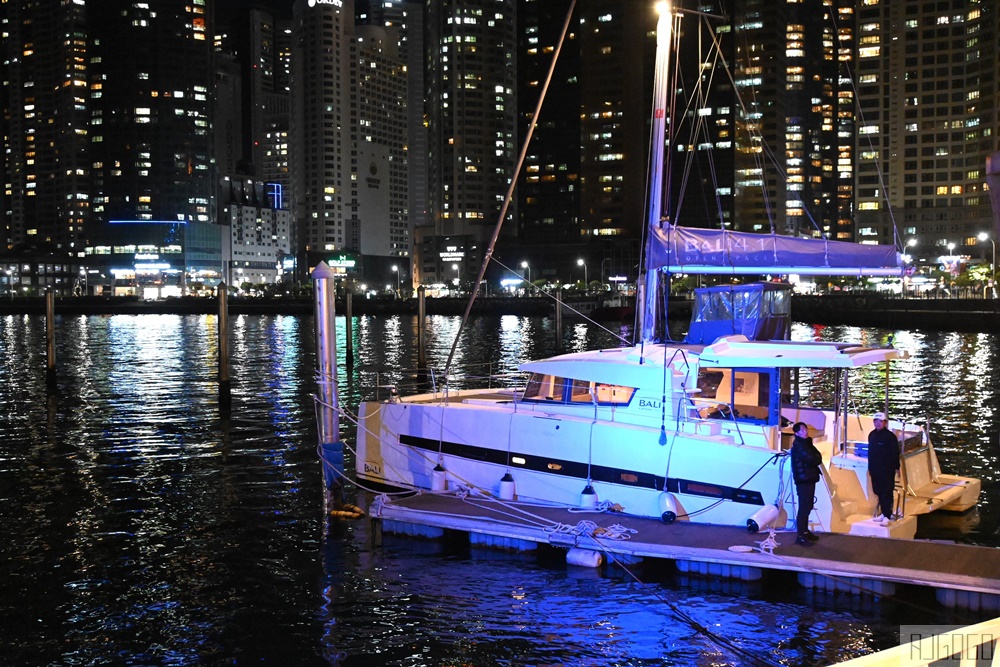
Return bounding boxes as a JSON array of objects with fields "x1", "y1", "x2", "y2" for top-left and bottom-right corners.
[
  {"x1": 854, "y1": 0, "x2": 998, "y2": 263},
  {"x1": 220, "y1": 176, "x2": 292, "y2": 290},
  {"x1": 418, "y1": 0, "x2": 518, "y2": 288}
]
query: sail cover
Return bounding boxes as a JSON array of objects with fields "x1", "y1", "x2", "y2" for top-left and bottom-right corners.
[{"x1": 647, "y1": 225, "x2": 903, "y2": 277}]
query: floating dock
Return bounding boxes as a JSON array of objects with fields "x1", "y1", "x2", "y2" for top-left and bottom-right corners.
[{"x1": 366, "y1": 491, "x2": 1000, "y2": 610}]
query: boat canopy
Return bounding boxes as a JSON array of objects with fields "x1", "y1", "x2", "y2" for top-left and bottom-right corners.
[
  {"x1": 684, "y1": 283, "x2": 792, "y2": 344},
  {"x1": 520, "y1": 347, "x2": 683, "y2": 389},
  {"x1": 698, "y1": 335, "x2": 910, "y2": 368},
  {"x1": 647, "y1": 226, "x2": 903, "y2": 277}
]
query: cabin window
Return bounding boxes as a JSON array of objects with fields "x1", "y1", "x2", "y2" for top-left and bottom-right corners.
[
  {"x1": 569, "y1": 380, "x2": 635, "y2": 405},
  {"x1": 697, "y1": 370, "x2": 725, "y2": 399},
  {"x1": 696, "y1": 368, "x2": 779, "y2": 425},
  {"x1": 522, "y1": 373, "x2": 635, "y2": 405},
  {"x1": 570, "y1": 379, "x2": 592, "y2": 402},
  {"x1": 594, "y1": 383, "x2": 634, "y2": 405},
  {"x1": 522, "y1": 373, "x2": 570, "y2": 401}
]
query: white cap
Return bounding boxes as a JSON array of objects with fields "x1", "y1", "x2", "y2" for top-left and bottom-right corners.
[{"x1": 873, "y1": 412, "x2": 886, "y2": 421}]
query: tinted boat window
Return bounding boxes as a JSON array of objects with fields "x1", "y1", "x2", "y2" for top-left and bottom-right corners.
[
  {"x1": 570, "y1": 379, "x2": 592, "y2": 402},
  {"x1": 697, "y1": 370, "x2": 724, "y2": 399},
  {"x1": 522, "y1": 374, "x2": 570, "y2": 401},
  {"x1": 522, "y1": 375, "x2": 634, "y2": 405}
]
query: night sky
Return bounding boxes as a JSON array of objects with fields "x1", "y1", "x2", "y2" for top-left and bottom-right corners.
[{"x1": 216, "y1": 0, "x2": 294, "y2": 22}]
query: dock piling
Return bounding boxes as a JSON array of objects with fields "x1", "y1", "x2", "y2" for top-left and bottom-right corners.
[
  {"x1": 312, "y1": 262, "x2": 344, "y2": 505},
  {"x1": 217, "y1": 282, "x2": 231, "y2": 411},
  {"x1": 555, "y1": 289, "x2": 563, "y2": 352},
  {"x1": 417, "y1": 286, "x2": 427, "y2": 368},
  {"x1": 45, "y1": 289, "x2": 56, "y2": 391},
  {"x1": 344, "y1": 291, "x2": 354, "y2": 368}
]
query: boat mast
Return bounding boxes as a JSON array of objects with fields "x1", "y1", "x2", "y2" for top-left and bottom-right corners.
[{"x1": 639, "y1": 3, "x2": 675, "y2": 343}]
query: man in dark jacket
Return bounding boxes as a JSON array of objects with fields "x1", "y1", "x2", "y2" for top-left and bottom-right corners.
[
  {"x1": 791, "y1": 421, "x2": 823, "y2": 546},
  {"x1": 868, "y1": 411, "x2": 900, "y2": 525}
]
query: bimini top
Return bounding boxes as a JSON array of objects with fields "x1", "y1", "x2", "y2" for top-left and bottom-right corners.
[
  {"x1": 517, "y1": 334, "x2": 906, "y2": 391},
  {"x1": 519, "y1": 345, "x2": 689, "y2": 388},
  {"x1": 698, "y1": 335, "x2": 909, "y2": 368}
]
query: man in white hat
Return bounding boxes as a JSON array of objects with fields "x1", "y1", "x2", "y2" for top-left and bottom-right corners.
[{"x1": 867, "y1": 411, "x2": 900, "y2": 525}]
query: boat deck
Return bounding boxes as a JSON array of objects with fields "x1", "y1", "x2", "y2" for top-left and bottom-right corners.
[{"x1": 369, "y1": 491, "x2": 1000, "y2": 596}]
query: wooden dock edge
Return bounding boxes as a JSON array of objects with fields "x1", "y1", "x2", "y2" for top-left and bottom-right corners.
[{"x1": 368, "y1": 494, "x2": 1000, "y2": 608}]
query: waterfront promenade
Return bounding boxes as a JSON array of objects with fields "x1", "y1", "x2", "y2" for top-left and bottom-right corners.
[{"x1": 0, "y1": 293, "x2": 998, "y2": 331}]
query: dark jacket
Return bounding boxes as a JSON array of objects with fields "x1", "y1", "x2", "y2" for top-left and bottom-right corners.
[
  {"x1": 867, "y1": 427, "x2": 900, "y2": 475},
  {"x1": 791, "y1": 435, "x2": 823, "y2": 484}
]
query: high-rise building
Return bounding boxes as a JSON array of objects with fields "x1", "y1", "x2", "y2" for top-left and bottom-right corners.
[
  {"x1": 854, "y1": 0, "x2": 998, "y2": 260},
  {"x1": 360, "y1": 0, "x2": 427, "y2": 255},
  {"x1": 85, "y1": 0, "x2": 219, "y2": 294},
  {"x1": 228, "y1": 8, "x2": 293, "y2": 190},
  {"x1": 1, "y1": 0, "x2": 220, "y2": 296},
  {"x1": 578, "y1": 1, "x2": 651, "y2": 241},
  {"x1": 508, "y1": 0, "x2": 650, "y2": 286},
  {"x1": 290, "y1": 0, "x2": 354, "y2": 274},
  {"x1": 1, "y1": 0, "x2": 90, "y2": 256},
  {"x1": 419, "y1": 0, "x2": 517, "y2": 287},
  {"x1": 351, "y1": 25, "x2": 409, "y2": 266},
  {"x1": 516, "y1": 0, "x2": 580, "y2": 248},
  {"x1": 290, "y1": 0, "x2": 410, "y2": 286}
]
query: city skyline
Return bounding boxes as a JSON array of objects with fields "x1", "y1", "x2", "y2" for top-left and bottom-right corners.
[{"x1": 2, "y1": 0, "x2": 998, "y2": 298}]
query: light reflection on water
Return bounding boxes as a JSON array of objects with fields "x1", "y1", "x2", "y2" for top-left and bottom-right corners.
[{"x1": 0, "y1": 313, "x2": 996, "y2": 666}]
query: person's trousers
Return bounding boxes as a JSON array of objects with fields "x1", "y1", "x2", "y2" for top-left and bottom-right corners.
[
  {"x1": 869, "y1": 471, "x2": 895, "y2": 517},
  {"x1": 796, "y1": 481, "x2": 815, "y2": 535}
]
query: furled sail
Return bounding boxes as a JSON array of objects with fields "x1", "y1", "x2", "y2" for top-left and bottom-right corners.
[{"x1": 647, "y1": 225, "x2": 903, "y2": 277}]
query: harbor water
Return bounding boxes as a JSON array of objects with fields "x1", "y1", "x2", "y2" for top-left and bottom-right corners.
[{"x1": 0, "y1": 312, "x2": 997, "y2": 666}]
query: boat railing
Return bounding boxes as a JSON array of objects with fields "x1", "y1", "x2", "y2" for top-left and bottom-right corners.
[
  {"x1": 371, "y1": 365, "x2": 528, "y2": 403},
  {"x1": 681, "y1": 395, "x2": 747, "y2": 446},
  {"x1": 842, "y1": 429, "x2": 924, "y2": 459},
  {"x1": 819, "y1": 463, "x2": 849, "y2": 524}
]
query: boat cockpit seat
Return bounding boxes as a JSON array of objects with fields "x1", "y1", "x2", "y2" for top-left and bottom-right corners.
[{"x1": 781, "y1": 407, "x2": 827, "y2": 438}]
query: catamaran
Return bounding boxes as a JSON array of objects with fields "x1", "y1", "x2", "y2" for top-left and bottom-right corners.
[{"x1": 353, "y1": 2, "x2": 980, "y2": 540}]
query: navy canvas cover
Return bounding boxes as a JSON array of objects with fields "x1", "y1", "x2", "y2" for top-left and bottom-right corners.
[{"x1": 684, "y1": 283, "x2": 792, "y2": 344}]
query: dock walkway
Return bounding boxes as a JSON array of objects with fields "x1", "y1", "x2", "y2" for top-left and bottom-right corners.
[{"x1": 369, "y1": 491, "x2": 1000, "y2": 604}]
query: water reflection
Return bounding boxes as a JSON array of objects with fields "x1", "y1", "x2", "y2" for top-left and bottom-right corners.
[{"x1": 0, "y1": 313, "x2": 996, "y2": 665}]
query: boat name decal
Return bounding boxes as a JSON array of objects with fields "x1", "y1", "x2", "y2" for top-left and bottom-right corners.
[
  {"x1": 638, "y1": 399, "x2": 661, "y2": 410},
  {"x1": 363, "y1": 461, "x2": 383, "y2": 476}
]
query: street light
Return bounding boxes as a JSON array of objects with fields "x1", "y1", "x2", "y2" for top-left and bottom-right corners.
[
  {"x1": 4, "y1": 269, "x2": 11, "y2": 300},
  {"x1": 452, "y1": 263, "x2": 459, "y2": 288},
  {"x1": 577, "y1": 258, "x2": 588, "y2": 291},
  {"x1": 392, "y1": 264, "x2": 400, "y2": 297},
  {"x1": 521, "y1": 260, "x2": 530, "y2": 285},
  {"x1": 978, "y1": 232, "x2": 996, "y2": 298}
]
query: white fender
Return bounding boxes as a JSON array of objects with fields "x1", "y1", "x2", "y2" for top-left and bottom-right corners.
[
  {"x1": 658, "y1": 491, "x2": 678, "y2": 524},
  {"x1": 566, "y1": 548, "x2": 603, "y2": 568},
  {"x1": 431, "y1": 464, "x2": 447, "y2": 491},
  {"x1": 746, "y1": 504, "x2": 779, "y2": 533},
  {"x1": 498, "y1": 472, "x2": 515, "y2": 500}
]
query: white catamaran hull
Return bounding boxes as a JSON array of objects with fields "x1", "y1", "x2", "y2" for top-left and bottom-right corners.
[{"x1": 356, "y1": 339, "x2": 980, "y2": 541}]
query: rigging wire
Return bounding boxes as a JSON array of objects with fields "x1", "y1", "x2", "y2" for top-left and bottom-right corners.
[
  {"x1": 828, "y1": 6, "x2": 902, "y2": 251},
  {"x1": 488, "y1": 256, "x2": 633, "y2": 347}
]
